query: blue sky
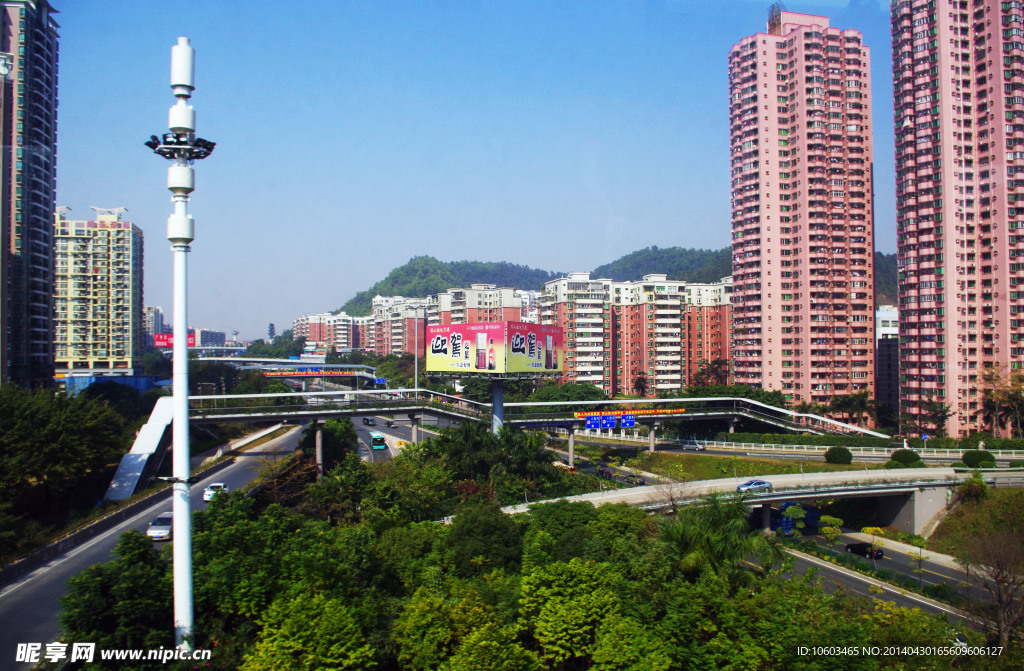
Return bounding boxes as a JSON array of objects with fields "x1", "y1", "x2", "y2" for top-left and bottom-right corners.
[{"x1": 55, "y1": 0, "x2": 894, "y2": 341}]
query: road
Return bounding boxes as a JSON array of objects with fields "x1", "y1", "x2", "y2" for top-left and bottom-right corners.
[
  {"x1": 784, "y1": 550, "x2": 973, "y2": 626},
  {"x1": 0, "y1": 427, "x2": 302, "y2": 670},
  {"x1": 802, "y1": 530, "x2": 988, "y2": 604}
]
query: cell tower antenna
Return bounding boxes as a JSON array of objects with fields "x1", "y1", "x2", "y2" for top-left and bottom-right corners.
[{"x1": 89, "y1": 206, "x2": 129, "y2": 216}]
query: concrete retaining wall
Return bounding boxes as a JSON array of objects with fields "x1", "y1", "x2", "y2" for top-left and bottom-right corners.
[{"x1": 0, "y1": 457, "x2": 235, "y2": 588}]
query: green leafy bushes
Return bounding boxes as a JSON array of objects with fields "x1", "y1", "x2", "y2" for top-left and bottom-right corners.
[{"x1": 823, "y1": 446, "x2": 852, "y2": 464}]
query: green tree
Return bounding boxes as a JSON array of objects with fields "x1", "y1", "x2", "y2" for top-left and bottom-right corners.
[
  {"x1": 297, "y1": 417, "x2": 359, "y2": 470},
  {"x1": 240, "y1": 593, "x2": 376, "y2": 671},
  {"x1": 692, "y1": 358, "x2": 730, "y2": 387},
  {"x1": 660, "y1": 493, "x2": 782, "y2": 590},
  {"x1": 519, "y1": 558, "x2": 625, "y2": 668},
  {"x1": 0, "y1": 385, "x2": 126, "y2": 555},
  {"x1": 361, "y1": 455, "x2": 456, "y2": 530},
  {"x1": 591, "y1": 614, "x2": 673, "y2": 670},
  {"x1": 447, "y1": 501, "x2": 523, "y2": 577},
  {"x1": 819, "y1": 515, "x2": 845, "y2": 557},
  {"x1": 823, "y1": 446, "x2": 853, "y2": 464},
  {"x1": 442, "y1": 622, "x2": 541, "y2": 671},
  {"x1": 633, "y1": 372, "x2": 648, "y2": 398},
  {"x1": 298, "y1": 454, "x2": 373, "y2": 524},
  {"x1": 60, "y1": 531, "x2": 172, "y2": 657},
  {"x1": 393, "y1": 586, "x2": 495, "y2": 671},
  {"x1": 958, "y1": 528, "x2": 1024, "y2": 649}
]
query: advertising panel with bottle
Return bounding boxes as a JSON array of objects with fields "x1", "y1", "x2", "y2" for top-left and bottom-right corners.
[
  {"x1": 425, "y1": 322, "x2": 563, "y2": 374},
  {"x1": 504, "y1": 322, "x2": 564, "y2": 373}
]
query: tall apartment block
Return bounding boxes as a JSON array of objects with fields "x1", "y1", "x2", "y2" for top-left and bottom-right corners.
[
  {"x1": 539, "y1": 273, "x2": 733, "y2": 396},
  {"x1": 891, "y1": 0, "x2": 1024, "y2": 436},
  {"x1": 372, "y1": 295, "x2": 428, "y2": 358},
  {"x1": 143, "y1": 306, "x2": 168, "y2": 348},
  {"x1": 540, "y1": 273, "x2": 615, "y2": 393},
  {"x1": 0, "y1": 1, "x2": 59, "y2": 385},
  {"x1": 53, "y1": 209, "x2": 144, "y2": 376},
  {"x1": 429, "y1": 284, "x2": 527, "y2": 325},
  {"x1": 729, "y1": 9, "x2": 876, "y2": 404},
  {"x1": 292, "y1": 312, "x2": 357, "y2": 351}
]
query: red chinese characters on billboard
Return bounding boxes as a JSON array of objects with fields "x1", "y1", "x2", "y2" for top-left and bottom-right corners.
[
  {"x1": 425, "y1": 322, "x2": 564, "y2": 374},
  {"x1": 154, "y1": 333, "x2": 196, "y2": 348}
]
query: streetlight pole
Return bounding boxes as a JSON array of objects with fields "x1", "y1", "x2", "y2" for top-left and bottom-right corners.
[
  {"x1": 413, "y1": 306, "x2": 419, "y2": 399},
  {"x1": 145, "y1": 37, "x2": 215, "y2": 651}
]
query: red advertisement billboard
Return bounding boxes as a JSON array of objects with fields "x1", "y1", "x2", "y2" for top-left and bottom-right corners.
[
  {"x1": 425, "y1": 322, "x2": 564, "y2": 374},
  {"x1": 154, "y1": 333, "x2": 196, "y2": 348}
]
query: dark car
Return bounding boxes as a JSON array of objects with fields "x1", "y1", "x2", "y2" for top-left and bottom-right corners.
[
  {"x1": 846, "y1": 542, "x2": 884, "y2": 560},
  {"x1": 623, "y1": 474, "x2": 647, "y2": 486},
  {"x1": 385, "y1": 420, "x2": 394, "y2": 428},
  {"x1": 362, "y1": 417, "x2": 376, "y2": 426},
  {"x1": 596, "y1": 468, "x2": 613, "y2": 479}
]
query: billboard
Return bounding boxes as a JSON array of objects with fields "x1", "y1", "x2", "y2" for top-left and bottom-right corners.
[
  {"x1": 154, "y1": 333, "x2": 196, "y2": 348},
  {"x1": 425, "y1": 321, "x2": 564, "y2": 374}
]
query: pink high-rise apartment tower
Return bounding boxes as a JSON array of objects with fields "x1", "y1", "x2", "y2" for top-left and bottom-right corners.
[
  {"x1": 892, "y1": 0, "x2": 1024, "y2": 436},
  {"x1": 729, "y1": 8, "x2": 876, "y2": 405}
]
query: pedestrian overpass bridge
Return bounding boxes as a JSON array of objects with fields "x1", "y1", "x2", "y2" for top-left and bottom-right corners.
[
  {"x1": 499, "y1": 468, "x2": 963, "y2": 535},
  {"x1": 107, "y1": 388, "x2": 887, "y2": 502}
]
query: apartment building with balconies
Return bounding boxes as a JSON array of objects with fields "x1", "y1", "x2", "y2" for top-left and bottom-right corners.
[
  {"x1": 430, "y1": 284, "x2": 524, "y2": 325},
  {"x1": 891, "y1": 0, "x2": 1024, "y2": 435},
  {"x1": 729, "y1": 8, "x2": 876, "y2": 405},
  {"x1": 53, "y1": 209, "x2": 143, "y2": 377},
  {"x1": 1, "y1": 1, "x2": 59, "y2": 385},
  {"x1": 540, "y1": 273, "x2": 615, "y2": 394},
  {"x1": 372, "y1": 295, "x2": 428, "y2": 358}
]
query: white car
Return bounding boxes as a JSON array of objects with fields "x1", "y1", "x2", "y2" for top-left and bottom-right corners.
[
  {"x1": 203, "y1": 483, "x2": 228, "y2": 502},
  {"x1": 147, "y1": 512, "x2": 173, "y2": 541}
]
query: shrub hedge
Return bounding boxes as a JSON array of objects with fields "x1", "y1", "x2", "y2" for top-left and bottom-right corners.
[{"x1": 824, "y1": 446, "x2": 853, "y2": 464}]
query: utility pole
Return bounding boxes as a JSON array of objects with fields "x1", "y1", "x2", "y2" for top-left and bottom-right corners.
[{"x1": 144, "y1": 37, "x2": 216, "y2": 651}]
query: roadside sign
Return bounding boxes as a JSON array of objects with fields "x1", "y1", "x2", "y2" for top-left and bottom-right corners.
[
  {"x1": 585, "y1": 416, "x2": 601, "y2": 429},
  {"x1": 374, "y1": 377, "x2": 386, "y2": 384},
  {"x1": 621, "y1": 414, "x2": 635, "y2": 428},
  {"x1": 600, "y1": 415, "x2": 617, "y2": 429}
]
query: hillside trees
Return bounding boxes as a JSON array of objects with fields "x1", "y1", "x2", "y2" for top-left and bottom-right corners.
[{"x1": 0, "y1": 385, "x2": 127, "y2": 559}]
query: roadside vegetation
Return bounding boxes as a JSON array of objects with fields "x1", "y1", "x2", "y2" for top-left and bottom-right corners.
[
  {"x1": 56, "y1": 421, "x2": 1017, "y2": 670},
  {"x1": 626, "y1": 450, "x2": 879, "y2": 483}
]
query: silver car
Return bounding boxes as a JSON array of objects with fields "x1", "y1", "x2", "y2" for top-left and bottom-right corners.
[
  {"x1": 146, "y1": 512, "x2": 173, "y2": 541},
  {"x1": 736, "y1": 479, "x2": 773, "y2": 493}
]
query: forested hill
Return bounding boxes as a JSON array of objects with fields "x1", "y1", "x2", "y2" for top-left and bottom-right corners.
[
  {"x1": 874, "y1": 251, "x2": 897, "y2": 306},
  {"x1": 591, "y1": 246, "x2": 732, "y2": 283},
  {"x1": 338, "y1": 256, "x2": 562, "y2": 316},
  {"x1": 337, "y1": 249, "x2": 900, "y2": 317}
]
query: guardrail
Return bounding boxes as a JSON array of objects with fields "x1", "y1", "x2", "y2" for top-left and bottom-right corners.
[{"x1": 704, "y1": 441, "x2": 1023, "y2": 459}]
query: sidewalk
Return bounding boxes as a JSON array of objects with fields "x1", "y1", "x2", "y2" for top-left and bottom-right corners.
[{"x1": 843, "y1": 531, "x2": 964, "y2": 571}]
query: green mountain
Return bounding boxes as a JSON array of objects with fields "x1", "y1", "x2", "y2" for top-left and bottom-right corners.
[
  {"x1": 874, "y1": 251, "x2": 898, "y2": 306},
  {"x1": 337, "y1": 249, "x2": 900, "y2": 317},
  {"x1": 591, "y1": 246, "x2": 732, "y2": 283},
  {"x1": 338, "y1": 256, "x2": 562, "y2": 316}
]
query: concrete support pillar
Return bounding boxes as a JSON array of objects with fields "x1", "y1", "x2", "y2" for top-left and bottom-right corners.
[
  {"x1": 728, "y1": 418, "x2": 737, "y2": 434},
  {"x1": 761, "y1": 503, "x2": 771, "y2": 531},
  {"x1": 491, "y1": 379, "x2": 504, "y2": 434},
  {"x1": 408, "y1": 414, "x2": 419, "y2": 443},
  {"x1": 315, "y1": 422, "x2": 323, "y2": 480},
  {"x1": 648, "y1": 422, "x2": 659, "y2": 453},
  {"x1": 567, "y1": 426, "x2": 575, "y2": 463}
]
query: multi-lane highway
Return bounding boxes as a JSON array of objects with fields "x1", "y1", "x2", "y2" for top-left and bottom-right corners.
[{"x1": 0, "y1": 427, "x2": 302, "y2": 670}]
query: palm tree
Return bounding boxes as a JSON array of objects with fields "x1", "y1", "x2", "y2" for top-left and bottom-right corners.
[{"x1": 660, "y1": 493, "x2": 783, "y2": 592}]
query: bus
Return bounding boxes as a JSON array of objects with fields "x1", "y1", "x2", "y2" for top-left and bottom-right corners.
[{"x1": 369, "y1": 431, "x2": 388, "y2": 450}]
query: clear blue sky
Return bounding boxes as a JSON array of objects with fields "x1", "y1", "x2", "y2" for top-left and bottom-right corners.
[{"x1": 55, "y1": 0, "x2": 894, "y2": 341}]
